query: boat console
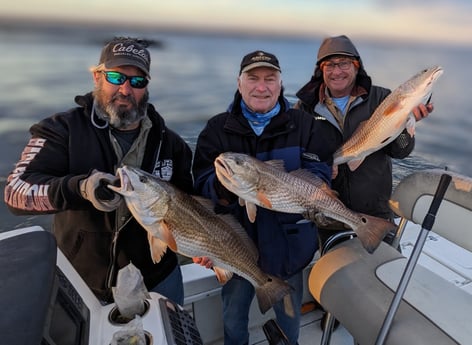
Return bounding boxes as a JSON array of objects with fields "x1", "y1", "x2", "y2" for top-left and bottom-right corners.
[
  {"x1": 0, "y1": 226, "x2": 203, "y2": 345},
  {"x1": 309, "y1": 169, "x2": 472, "y2": 344}
]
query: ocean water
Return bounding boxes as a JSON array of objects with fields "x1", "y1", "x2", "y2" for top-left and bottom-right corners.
[{"x1": 1, "y1": 24, "x2": 471, "y2": 231}]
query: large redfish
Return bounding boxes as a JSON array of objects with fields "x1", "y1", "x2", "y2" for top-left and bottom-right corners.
[
  {"x1": 108, "y1": 165, "x2": 293, "y2": 314},
  {"x1": 214, "y1": 152, "x2": 396, "y2": 253},
  {"x1": 333, "y1": 65, "x2": 443, "y2": 171}
]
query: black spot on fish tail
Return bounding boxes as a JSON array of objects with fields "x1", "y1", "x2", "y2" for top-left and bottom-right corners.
[
  {"x1": 355, "y1": 214, "x2": 397, "y2": 253},
  {"x1": 255, "y1": 275, "x2": 294, "y2": 315}
]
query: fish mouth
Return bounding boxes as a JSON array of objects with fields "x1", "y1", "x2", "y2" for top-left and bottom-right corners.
[
  {"x1": 214, "y1": 156, "x2": 234, "y2": 185},
  {"x1": 431, "y1": 66, "x2": 444, "y2": 81},
  {"x1": 108, "y1": 167, "x2": 133, "y2": 194},
  {"x1": 426, "y1": 66, "x2": 443, "y2": 85}
]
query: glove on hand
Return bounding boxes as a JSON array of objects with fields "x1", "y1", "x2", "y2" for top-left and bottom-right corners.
[{"x1": 80, "y1": 170, "x2": 122, "y2": 212}]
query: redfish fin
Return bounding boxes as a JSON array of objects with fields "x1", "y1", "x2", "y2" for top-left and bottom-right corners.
[
  {"x1": 245, "y1": 201, "x2": 257, "y2": 223},
  {"x1": 255, "y1": 275, "x2": 294, "y2": 315},
  {"x1": 256, "y1": 191, "x2": 272, "y2": 208},
  {"x1": 147, "y1": 232, "x2": 168, "y2": 264},
  {"x1": 264, "y1": 159, "x2": 286, "y2": 171},
  {"x1": 160, "y1": 221, "x2": 178, "y2": 252},
  {"x1": 347, "y1": 158, "x2": 364, "y2": 171},
  {"x1": 406, "y1": 114, "x2": 416, "y2": 137},
  {"x1": 354, "y1": 214, "x2": 397, "y2": 253},
  {"x1": 290, "y1": 169, "x2": 329, "y2": 190},
  {"x1": 289, "y1": 170, "x2": 339, "y2": 199},
  {"x1": 213, "y1": 266, "x2": 233, "y2": 284}
]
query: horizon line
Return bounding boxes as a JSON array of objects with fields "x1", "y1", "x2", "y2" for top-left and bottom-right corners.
[{"x1": 1, "y1": 14, "x2": 470, "y2": 50}]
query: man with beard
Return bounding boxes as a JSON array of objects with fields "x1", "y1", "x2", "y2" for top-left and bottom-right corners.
[{"x1": 4, "y1": 37, "x2": 193, "y2": 304}]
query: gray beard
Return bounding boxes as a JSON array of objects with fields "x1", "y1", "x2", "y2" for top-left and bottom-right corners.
[{"x1": 93, "y1": 90, "x2": 149, "y2": 129}]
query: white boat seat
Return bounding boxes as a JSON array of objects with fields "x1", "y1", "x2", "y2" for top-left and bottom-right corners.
[
  {"x1": 309, "y1": 169, "x2": 472, "y2": 344},
  {"x1": 390, "y1": 169, "x2": 472, "y2": 252}
]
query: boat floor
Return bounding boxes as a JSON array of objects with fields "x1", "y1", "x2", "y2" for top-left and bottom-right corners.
[
  {"x1": 238, "y1": 307, "x2": 353, "y2": 345},
  {"x1": 205, "y1": 221, "x2": 472, "y2": 345}
]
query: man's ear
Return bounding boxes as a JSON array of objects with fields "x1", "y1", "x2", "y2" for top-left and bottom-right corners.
[{"x1": 92, "y1": 71, "x2": 101, "y2": 87}]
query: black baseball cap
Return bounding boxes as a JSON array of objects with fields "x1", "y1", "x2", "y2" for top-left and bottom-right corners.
[
  {"x1": 239, "y1": 50, "x2": 281, "y2": 75},
  {"x1": 99, "y1": 37, "x2": 151, "y2": 77}
]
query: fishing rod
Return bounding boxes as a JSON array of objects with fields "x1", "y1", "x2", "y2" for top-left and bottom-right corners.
[{"x1": 375, "y1": 173, "x2": 452, "y2": 345}]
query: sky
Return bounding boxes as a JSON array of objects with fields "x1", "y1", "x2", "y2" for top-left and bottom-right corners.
[{"x1": 2, "y1": 0, "x2": 472, "y2": 46}]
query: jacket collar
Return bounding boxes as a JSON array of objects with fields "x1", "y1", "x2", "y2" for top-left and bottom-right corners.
[
  {"x1": 318, "y1": 83, "x2": 368, "y2": 104},
  {"x1": 228, "y1": 88, "x2": 290, "y2": 115},
  {"x1": 224, "y1": 90, "x2": 294, "y2": 137}
]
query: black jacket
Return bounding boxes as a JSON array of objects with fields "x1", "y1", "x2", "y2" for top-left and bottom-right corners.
[
  {"x1": 193, "y1": 91, "x2": 337, "y2": 278},
  {"x1": 296, "y1": 65, "x2": 414, "y2": 219},
  {"x1": 4, "y1": 92, "x2": 193, "y2": 300}
]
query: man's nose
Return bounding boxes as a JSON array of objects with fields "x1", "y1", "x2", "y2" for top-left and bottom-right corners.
[{"x1": 118, "y1": 80, "x2": 133, "y2": 94}]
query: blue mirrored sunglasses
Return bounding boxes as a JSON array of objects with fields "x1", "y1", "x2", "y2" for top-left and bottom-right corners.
[{"x1": 101, "y1": 71, "x2": 149, "y2": 89}]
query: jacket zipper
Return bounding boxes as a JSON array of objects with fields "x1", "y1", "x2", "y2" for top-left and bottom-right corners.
[{"x1": 105, "y1": 214, "x2": 133, "y2": 291}]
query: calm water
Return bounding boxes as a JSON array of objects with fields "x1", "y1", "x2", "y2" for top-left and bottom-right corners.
[{"x1": 1, "y1": 24, "x2": 471, "y2": 231}]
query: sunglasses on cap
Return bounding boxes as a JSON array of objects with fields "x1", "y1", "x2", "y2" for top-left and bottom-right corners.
[{"x1": 101, "y1": 71, "x2": 149, "y2": 89}]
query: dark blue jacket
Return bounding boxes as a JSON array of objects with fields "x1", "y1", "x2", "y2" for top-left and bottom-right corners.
[{"x1": 193, "y1": 91, "x2": 337, "y2": 279}]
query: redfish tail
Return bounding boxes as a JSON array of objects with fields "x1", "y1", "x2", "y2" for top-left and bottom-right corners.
[
  {"x1": 354, "y1": 215, "x2": 397, "y2": 254},
  {"x1": 255, "y1": 275, "x2": 294, "y2": 315}
]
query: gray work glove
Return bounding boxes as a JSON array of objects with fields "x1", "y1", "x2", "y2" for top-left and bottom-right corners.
[{"x1": 79, "y1": 170, "x2": 122, "y2": 212}]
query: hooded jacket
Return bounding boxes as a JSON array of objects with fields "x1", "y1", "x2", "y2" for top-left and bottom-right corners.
[
  {"x1": 4, "y1": 92, "x2": 193, "y2": 300},
  {"x1": 192, "y1": 90, "x2": 336, "y2": 279},
  {"x1": 295, "y1": 59, "x2": 414, "y2": 219}
]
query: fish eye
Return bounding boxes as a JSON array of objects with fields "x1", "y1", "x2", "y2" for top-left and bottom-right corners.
[{"x1": 139, "y1": 176, "x2": 148, "y2": 183}]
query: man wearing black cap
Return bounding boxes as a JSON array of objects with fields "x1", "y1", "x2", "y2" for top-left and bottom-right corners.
[
  {"x1": 192, "y1": 51, "x2": 336, "y2": 345},
  {"x1": 4, "y1": 37, "x2": 193, "y2": 304}
]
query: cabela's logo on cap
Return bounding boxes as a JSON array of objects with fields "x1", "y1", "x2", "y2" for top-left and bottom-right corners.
[
  {"x1": 99, "y1": 37, "x2": 151, "y2": 77},
  {"x1": 111, "y1": 43, "x2": 149, "y2": 63}
]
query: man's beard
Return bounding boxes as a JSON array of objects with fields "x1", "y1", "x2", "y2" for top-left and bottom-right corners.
[{"x1": 93, "y1": 88, "x2": 149, "y2": 129}]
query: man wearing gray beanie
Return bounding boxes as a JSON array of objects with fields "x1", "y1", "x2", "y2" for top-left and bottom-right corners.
[{"x1": 295, "y1": 34, "x2": 433, "y2": 327}]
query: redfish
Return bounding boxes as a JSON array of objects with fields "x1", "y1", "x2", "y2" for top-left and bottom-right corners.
[
  {"x1": 334, "y1": 66, "x2": 443, "y2": 171},
  {"x1": 215, "y1": 152, "x2": 396, "y2": 253}
]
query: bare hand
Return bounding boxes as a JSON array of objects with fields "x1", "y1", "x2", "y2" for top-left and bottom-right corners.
[
  {"x1": 412, "y1": 102, "x2": 434, "y2": 121},
  {"x1": 192, "y1": 256, "x2": 213, "y2": 269},
  {"x1": 332, "y1": 165, "x2": 338, "y2": 179}
]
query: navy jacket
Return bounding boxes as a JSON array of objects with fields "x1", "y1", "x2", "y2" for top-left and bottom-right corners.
[
  {"x1": 193, "y1": 91, "x2": 336, "y2": 279},
  {"x1": 4, "y1": 92, "x2": 193, "y2": 300}
]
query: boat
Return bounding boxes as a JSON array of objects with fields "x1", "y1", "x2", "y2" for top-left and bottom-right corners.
[
  {"x1": 1, "y1": 168, "x2": 471, "y2": 344},
  {"x1": 309, "y1": 169, "x2": 472, "y2": 345}
]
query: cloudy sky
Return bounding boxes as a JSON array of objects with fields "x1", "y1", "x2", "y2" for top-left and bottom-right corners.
[{"x1": 3, "y1": 0, "x2": 472, "y2": 46}]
